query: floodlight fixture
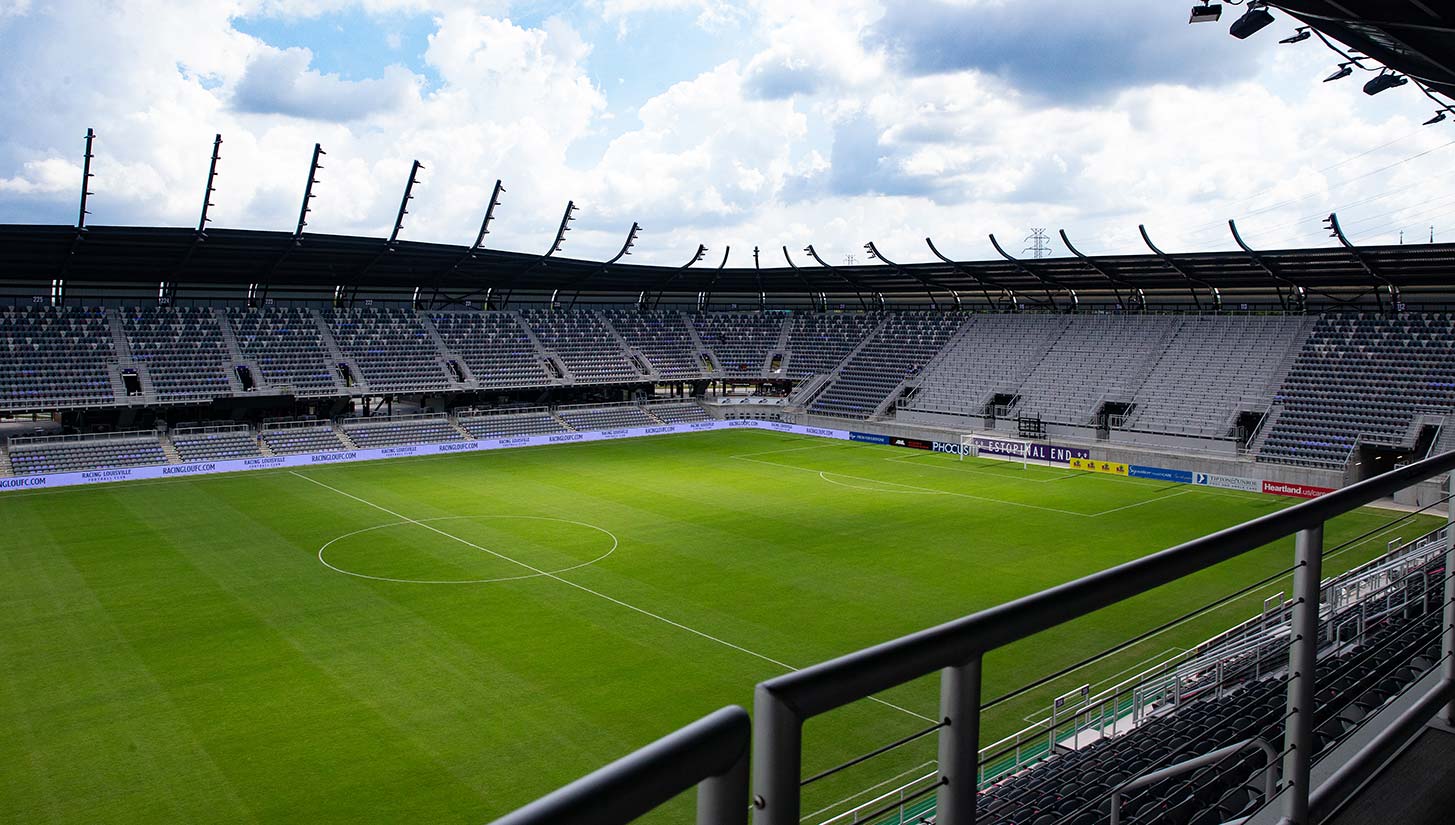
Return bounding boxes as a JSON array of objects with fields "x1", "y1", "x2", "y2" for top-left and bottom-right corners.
[
  {"x1": 1279, "y1": 27, "x2": 1311, "y2": 44},
  {"x1": 1229, "y1": 3, "x2": 1274, "y2": 39},
  {"x1": 1363, "y1": 71, "x2": 1408, "y2": 96},
  {"x1": 1425, "y1": 111, "x2": 1448, "y2": 126},
  {"x1": 1189, "y1": 2, "x2": 1222, "y2": 23},
  {"x1": 1324, "y1": 64, "x2": 1354, "y2": 82}
]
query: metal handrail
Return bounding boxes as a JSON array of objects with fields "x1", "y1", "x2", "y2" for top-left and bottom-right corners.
[
  {"x1": 491, "y1": 706, "x2": 749, "y2": 825},
  {"x1": 753, "y1": 450, "x2": 1455, "y2": 825}
]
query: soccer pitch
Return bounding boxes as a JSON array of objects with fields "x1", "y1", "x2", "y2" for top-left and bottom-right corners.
[{"x1": 1, "y1": 429, "x2": 1437, "y2": 824}]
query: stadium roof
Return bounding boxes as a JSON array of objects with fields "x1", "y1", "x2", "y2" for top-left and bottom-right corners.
[
  {"x1": 3, "y1": 222, "x2": 1454, "y2": 308},
  {"x1": 1272, "y1": 1, "x2": 1455, "y2": 99}
]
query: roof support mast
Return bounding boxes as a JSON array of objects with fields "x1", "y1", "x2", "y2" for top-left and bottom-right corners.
[
  {"x1": 1058, "y1": 229, "x2": 1143, "y2": 311},
  {"x1": 805, "y1": 245, "x2": 878, "y2": 310},
  {"x1": 260, "y1": 142, "x2": 325, "y2": 305},
  {"x1": 1138, "y1": 225, "x2": 1220, "y2": 312},
  {"x1": 1325, "y1": 212, "x2": 1398, "y2": 314},
  {"x1": 354, "y1": 159, "x2": 425, "y2": 305},
  {"x1": 172, "y1": 134, "x2": 224, "y2": 302},
  {"x1": 989, "y1": 233, "x2": 1076, "y2": 311},
  {"x1": 925, "y1": 237, "x2": 1019, "y2": 310},
  {"x1": 432, "y1": 179, "x2": 506, "y2": 308},
  {"x1": 1228, "y1": 219, "x2": 1307, "y2": 313}
]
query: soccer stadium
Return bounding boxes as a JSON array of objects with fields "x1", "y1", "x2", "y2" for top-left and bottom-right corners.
[{"x1": 3, "y1": 2, "x2": 1455, "y2": 825}]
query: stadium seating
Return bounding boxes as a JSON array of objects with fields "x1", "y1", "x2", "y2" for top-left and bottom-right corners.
[
  {"x1": 457, "y1": 409, "x2": 570, "y2": 439},
  {"x1": 646, "y1": 402, "x2": 712, "y2": 424},
  {"x1": 259, "y1": 422, "x2": 350, "y2": 455},
  {"x1": 7, "y1": 431, "x2": 167, "y2": 475},
  {"x1": 225, "y1": 307, "x2": 341, "y2": 395},
  {"x1": 1124, "y1": 316, "x2": 1313, "y2": 438},
  {"x1": 118, "y1": 306, "x2": 234, "y2": 402},
  {"x1": 692, "y1": 312, "x2": 785, "y2": 377},
  {"x1": 602, "y1": 310, "x2": 705, "y2": 380},
  {"x1": 171, "y1": 425, "x2": 262, "y2": 462},
  {"x1": 809, "y1": 313, "x2": 965, "y2": 419},
  {"x1": 1013, "y1": 315, "x2": 1178, "y2": 425},
  {"x1": 0, "y1": 305, "x2": 117, "y2": 410},
  {"x1": 340, "y1": 414, "x2": 465, "y2": 448},
  {"x1": 556, "y1": 404, "x2": 658, "y2": 431},
  {"x1": 904, "y1": 314, "x2": 1069, "y2": 418},
  {"x1": 426, "y1": 310, "x2": 553, "y2": 390},
  {"x1": 521, "y1": 309, "x2": 641, "y2": 383},
  {"x1": 783, "y1": 312, "x2": 882, "y2": 379},
  {"x1": 324, "y1": 307, "x2": 453, "y2": 394},
  {"x1": 1258, "y1": 314, "x2": 1455, "y2": 467}
]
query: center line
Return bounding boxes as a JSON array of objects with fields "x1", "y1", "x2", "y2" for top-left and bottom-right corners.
[{"x1": 289, "y1": 470, "x2": 935, "y2": 723}]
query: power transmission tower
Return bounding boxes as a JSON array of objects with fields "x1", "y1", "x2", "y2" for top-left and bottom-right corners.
[
  {"x1": 1024, "y1": 228, "x2": 1052, "y2": 259},
  {"x1": 843, "y1": 254, "x2": 857, "y2": 266}
]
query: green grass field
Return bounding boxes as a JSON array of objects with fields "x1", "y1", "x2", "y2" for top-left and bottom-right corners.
[{"x1": 0, "y1": 429, "x2": 1438, "y2": 824}]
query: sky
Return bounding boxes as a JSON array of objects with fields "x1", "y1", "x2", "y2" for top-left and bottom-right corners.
[{"x1": 0, "y1": 0, "x2": 1451, "y2": 267}]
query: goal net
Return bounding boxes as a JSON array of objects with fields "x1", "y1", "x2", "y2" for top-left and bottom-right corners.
[{"x1": 960, "y1": 434, "x2": 1031, "y2": 469}]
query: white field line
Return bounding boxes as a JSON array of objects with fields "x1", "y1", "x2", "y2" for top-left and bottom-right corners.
[
  {"x1": 1089, "y1": 488, "x2": 1194, "y2": 516},
  {"x1": 817, "y1": 471, "x2": 945, "y2": 495},
  {"x1": 289, "y1": 470, "x2": 935, "y2": 723},
  {"x1": 727, "y1": 440, "x2": 845, "y2": 460}
]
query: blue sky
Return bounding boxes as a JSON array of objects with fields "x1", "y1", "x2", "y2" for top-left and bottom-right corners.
[{"x1": 0, "y1": 0, "x2": 1451, "y2": 265}]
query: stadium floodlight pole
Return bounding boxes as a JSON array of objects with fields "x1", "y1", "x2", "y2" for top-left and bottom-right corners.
[
  {"x1": 432, "y1": 179, "x2": 507, "y2": 309},
  {"x1": 1324, "y1": 212, "x2": 1397, "y2": 314},
  {"x1": 989, "y1": 233, "x2": 1077, "y2": 311},
  {"x1": 925, "y1": 237, "x2": 1018, "y2": 310},
  {"x1": 861, "y1": 241, "x2": 958, "y2": 310},
  {"x1": 1058, "y1": 229, "x2": 1138, "y2": 311},
  {"x1": 353, "y1": 160, "x2": 426, "y2": 303},
  {"x1": 1137, "y1": 225, "x2": 1219, "y2": 312},
  {"x1": 198, "y1": 134, "x2": 222, "y2": 234},
  {"x1": 77, "y1": 128, "x2": 96, "y2": 230},
  {"x1": 389, "y1": 160, "x2": 425, "y2": 245},
  {"x1": 295, "y1": 143, "x2": 326, "y2": 239},
  {"x1": 548, "y1": 200, "x2": 577, "y2": 256}
]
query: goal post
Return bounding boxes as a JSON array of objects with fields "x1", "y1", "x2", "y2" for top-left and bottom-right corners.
[{"x1": 960, "y1": 434, "x2": 1031, "y2": 469}]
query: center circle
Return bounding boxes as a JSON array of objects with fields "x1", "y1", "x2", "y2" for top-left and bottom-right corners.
[{"x1": 317, "y1": 515, "x2": 619, "y2": 585}]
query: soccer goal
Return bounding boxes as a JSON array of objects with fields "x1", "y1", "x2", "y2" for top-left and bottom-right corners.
[{"x1": 960, "y1": 434, "x2": 1032, "y2": 469}]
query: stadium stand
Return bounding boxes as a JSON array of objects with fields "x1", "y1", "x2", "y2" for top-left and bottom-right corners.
[
  {"x1": 783, "y1": 312, "x2": 883, "y2": 380},
  {"x1": 809, "y1": 312, "x2": 965, "y2": 419},
  {"x1": 1124, "y1": 316, "x2": 1314, "y2": 438},
  {"x1": 426, "y1": 310, "x2": 554, "y2": 390},
  {"x1": 0, "y1": 305, "x2": 118, "y2": 410},
  {"x1": 225, "y1": 307, "x2": 341, "y2": 396},
  {"x1": 259, "y1": 421, "x2": 350, "y2": 455},
  {"x1": 117, "y1": 306, "x2": 234, "y2": 402},
  {"x1": 556, "y1": 403, "x2": 659, "y2": 431},
  {"x1": 691, "y1": 312, "x2": 785, "y2": 377},
  {"x1": 521, "y1": 309, "x2": 641, "y2": 383},
  {"x1": 7, "y1": 430, "x2": 167, "y2": 475},
  {"x1": 601, "y1": 310, "x2": 705, "y2": 380},
  {"x1": 340, "y1": 413, "x2": 465, "y2": 448},
  {"x1": 170, "y1": 424, "x2": 262, "y2": 463},
  {"x1": 323, "y1": 307, "x2": 453, "y2": 394},
  {"x1": 1258, "y1": 314, "x2": 1455, "y2": 467},
  {"x1": 456, "y1": 408, "x2": 571, "y2": 439},
  {"x1": 903, "y1": 314, "x2": 1069, "y2": 419},
  {"x1": 645, "y1": 402, "x2": 711, "y2": 424},
  {"x1": 1012, "y1": 315, "x2": 1178, "y2": 425}
]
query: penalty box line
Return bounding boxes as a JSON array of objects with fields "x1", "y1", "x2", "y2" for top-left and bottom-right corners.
[{"x1": 288, "y1": 470, "x2": 934, "y2": 724}]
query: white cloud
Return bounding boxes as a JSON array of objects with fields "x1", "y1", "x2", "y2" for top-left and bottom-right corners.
[{"x1": 0, "y1": 0, "x2": 1449, "y2": 266}]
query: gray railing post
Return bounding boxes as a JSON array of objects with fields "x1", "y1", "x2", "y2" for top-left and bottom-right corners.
[
  {"x1": 936, "y1": 655, "x2": 983, "y2": 825},
  {"x1": 1282, "y1": 524, "x2": 1324, "y2": 824},
  {"x1": 1444, "y1": 477, "x2": 1455, "y2": 726},
  {"x1": 699, "y1": 741, "x2": 750, "y2": 825},
  {"x1": 752, "y1": 686, "x2": 802, "y2": 825}
]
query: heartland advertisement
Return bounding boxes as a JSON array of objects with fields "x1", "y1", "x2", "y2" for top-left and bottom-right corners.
[{"x1": 1262, "y1": 481, "x2": 1336, "y2": 499}]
